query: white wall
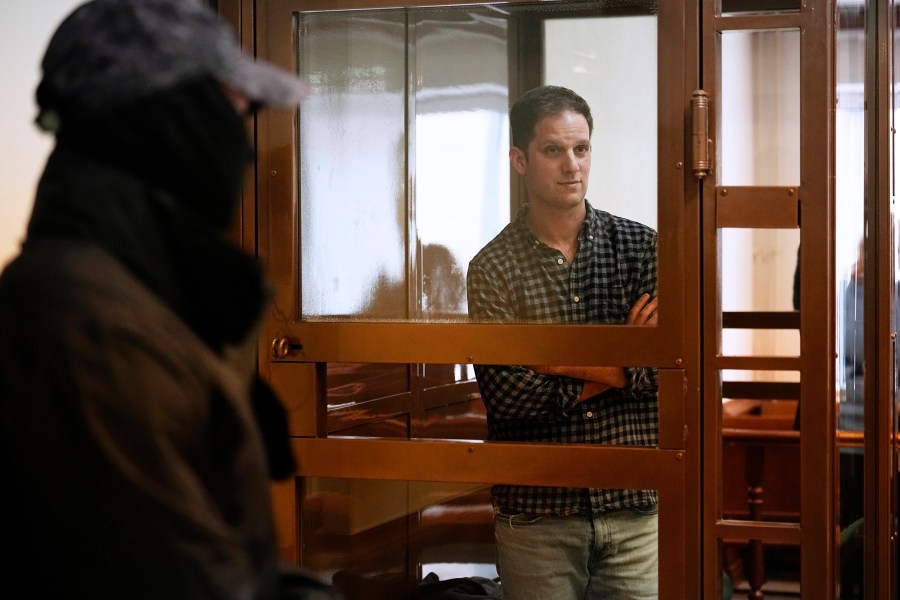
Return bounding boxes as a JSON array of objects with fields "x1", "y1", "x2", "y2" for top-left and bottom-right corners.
[
  {"x1": 0, "y1": 0, "x2": 82, "y2": 270},
  {"x1": 545, "y1": 16, "x2": 658, "y2": 230}
]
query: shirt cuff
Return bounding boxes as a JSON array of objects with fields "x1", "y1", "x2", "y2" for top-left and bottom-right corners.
[{"x1": 625, "y1": 367, "x2": 653, "y2": 396}]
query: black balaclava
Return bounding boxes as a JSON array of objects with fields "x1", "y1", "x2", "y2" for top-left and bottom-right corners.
[
  {"x1": 48, "y1": 75, "x2": 253, "y2": 231},
  {"x1": 28, "y1": 76, "x2": 262, "y2": 351}
]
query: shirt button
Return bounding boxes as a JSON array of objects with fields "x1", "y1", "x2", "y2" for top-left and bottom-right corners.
[
  {"x1": 588, "y1": 235, "x2": 594, "y2": 240},
  {"x1": 557, "y1": 258, "x2": 564, "y2": 265},
  {"x1": 573, "y1": 295, "x2": 580, "y2": 303},
  {"x1": 586, "y1": 411, "x2": 594, "y2": 418}
]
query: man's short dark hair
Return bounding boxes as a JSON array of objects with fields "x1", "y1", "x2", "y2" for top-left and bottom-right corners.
[{"x1": 509, "y1": 85, "x2": 594, "y2": 151}]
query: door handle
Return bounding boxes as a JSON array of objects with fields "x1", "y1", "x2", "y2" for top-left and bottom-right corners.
[{"x1": 272, "y1": 336, "x2": 304, "y2": 359}]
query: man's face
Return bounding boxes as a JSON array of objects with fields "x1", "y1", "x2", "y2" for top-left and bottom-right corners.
[{"x1": 510, "y1": 110, "x2": 592, "y2": 212}]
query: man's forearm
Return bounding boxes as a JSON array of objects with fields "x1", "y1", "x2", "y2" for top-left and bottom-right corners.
[
  {"x1": 528, "y1": 365, "x2": 627, "y2": 401},
  {"x1": 530, "y1": 365, "x2": 626, "y2": 385}
]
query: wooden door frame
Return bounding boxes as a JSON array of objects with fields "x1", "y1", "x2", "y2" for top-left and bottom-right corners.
[
  {"x1": 221, "y1": 0, "x2": 702, "y2": 597},
  {"x1": 864, "y1": 1, "x2": 898, "y2": 597}
]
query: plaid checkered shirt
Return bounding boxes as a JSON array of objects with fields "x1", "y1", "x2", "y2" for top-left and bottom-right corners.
[{"x1": 466, "y1": 200, "x2": 659, "y2": 515}]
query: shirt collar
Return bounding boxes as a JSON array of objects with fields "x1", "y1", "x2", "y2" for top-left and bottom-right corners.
[{"x1": 513, "y1": 198, "x2": 600, "y2": 245}]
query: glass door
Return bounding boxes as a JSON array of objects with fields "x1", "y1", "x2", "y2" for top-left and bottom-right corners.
[
  {"x1": 255, "y1": 0, "x2": 698, "y2": 597},
  {"x1": 701, "y1": 0, "x2": 838, "y2": 597}
]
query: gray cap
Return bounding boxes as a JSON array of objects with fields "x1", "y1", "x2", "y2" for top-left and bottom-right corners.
[{"x1": 37, "y1": 0, "x2": 308, "y2": 126}]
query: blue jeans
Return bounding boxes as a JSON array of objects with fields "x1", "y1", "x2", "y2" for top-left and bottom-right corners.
[{"x1": 493, "y1": 506, "x2": 658, "y2": 600}]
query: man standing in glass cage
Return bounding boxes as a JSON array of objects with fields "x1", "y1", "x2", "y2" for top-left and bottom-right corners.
[{"x1": 467, "y1": 85, "x2": 659, "y2": 600}]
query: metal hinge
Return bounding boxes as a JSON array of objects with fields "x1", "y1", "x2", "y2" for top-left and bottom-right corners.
[{"x1": 691, "y1": 90, "x2": 711, "y2": 179}]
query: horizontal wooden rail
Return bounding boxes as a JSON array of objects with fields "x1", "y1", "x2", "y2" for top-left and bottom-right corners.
[
  {"x1": 722, "y1": 311, "x2": 800, "y2": 329},
  {"x1": 715, "y1": 520, "x2": 802, "y2": 544},
  {"x1": 291, "y1": 437, "x2": 685, "y2": 490}
]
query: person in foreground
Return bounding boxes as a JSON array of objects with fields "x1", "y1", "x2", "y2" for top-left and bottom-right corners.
[
  {"x1": 0, "y1": 0, "x2": 339, "y2": 598},
  {"x1": 467, "y1": 85, "x2": 659, "y2": 600}
]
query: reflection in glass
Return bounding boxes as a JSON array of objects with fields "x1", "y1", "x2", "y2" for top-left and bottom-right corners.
[
  {"x1": 300, "y1": 478, "x2": 660, "y2": 600},
  {"x1": 301, "y1": 478, "x2": 497, "y2": 599},
  {"x1": 421, "y1": 243, "x2": 468, "y2": 317},
  {"x1": 720, "y1": 541, "x2": 800, "y2": 598},
  {"x1": 298, "y1": 8, "x2": 510, "y2": 321},
  {"x1": 324, "y1": 362, "x2": 482, "y2": 439},
  {"x1": 325, "y1": 362, "x2": 410, "y2": 438},
  {"x1": 299, "y1": 12, "x2": 407, "y2": 319},
  {"x1": 326, "y1": 363, "x2": 409, "y2": 410},
  {"x1": 416, "y1": 383, "x2": 487, "y2": 441},
  {"x1": 415, "y1": 10, "x2": 510, "y2": 320}
]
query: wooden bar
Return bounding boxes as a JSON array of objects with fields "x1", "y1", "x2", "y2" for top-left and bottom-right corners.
[
  {"x1": 716, "y1": 186, "x2": 800, "y2": 229},
  {"x1": 722, "y1": 311, "x2": 800, "y2": 329},
  {"x1": 292, "y1": 437, "x2": 685, "y2": 489},
  {"x1": 715, "y1": 520, "x2": 802, "y2": 544}
]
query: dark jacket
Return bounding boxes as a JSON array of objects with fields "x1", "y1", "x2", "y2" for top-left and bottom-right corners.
[{"x1": 0, "y1": 125, "x2": 335, "y2": 598}]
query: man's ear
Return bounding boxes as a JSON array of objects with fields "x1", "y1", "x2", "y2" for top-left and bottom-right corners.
[{"x1": 510, "y1": 146, "x2": 527, "y2": 176}]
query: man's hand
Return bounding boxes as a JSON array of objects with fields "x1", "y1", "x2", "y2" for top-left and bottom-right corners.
[
  {"x1": 528, "y1": 294, "x2": 658, "y2": 402},
  {"x1": 627, "y1": 293, "x2": 657, "y2": 326}
]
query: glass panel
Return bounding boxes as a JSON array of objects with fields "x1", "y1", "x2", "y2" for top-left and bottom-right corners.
[
  {"x1": 721, "y1": 329, "x2": 799, "y2": 357},
  {"x1": 414, "y1": 11, "x2": 510, "y2": 321},
  {"x1": 422, "y1": 363, "x2": 475, "y2": 386},
  {"x1": 301, "y1": 478, "x2": 497, "y2": 598},
  {"x1": 835, "y1": 4, "x2": 866, "y2": 597},
  {"x1": 719, "y1": 365, "x2": 801, "y2": 599},
  {"x1": 299, "y1": 12, "x2": 407, "y2": 319},
  {"x1": 298, "y1": 7, "x2": 510, "y2": 321},
  {"x1": 297, "y1": 3, "x2": 660, "y2": 323},
  {"x1": 417, "y1": 385, "x2": 487, "y2": 440},
  {"x1": 323, "y1": 358, "x2": 656, "y2": 443},
  {"x1": 326, "y1": 363, "x2": 409, "y2": 409},
  {"x1": 720, "y1": 0, "x2": 801, "y2": 14},
  {"x1": 720, "y1": 539, "x2": 800, "y2": 597},
  {"x1": 301, "y1": 478, "x2": 659, "y2": 599},
  {"x1": 545, "y1": 15, "x2": 658, "y2": 230},
  {"x1": 324, "y1": 362, "x2": 483, "y2": 439},
  {"x1": 326, "y1": 362, "x2": 410, "y2": 435},
  {"x1": 720, "y1": 29, "x2": 800, "y2": 187},
  {"x1": 721, "y1": 365, "x2": 801, "y2": 571},
  {"x1": 721, "y1": 229, "x2": 800, "y2": 313},
  {"x1": 720, "y1": 228, "x2": 800, "y2": 367},
  {"x1": 418, "y1": 364, "x2": 484, "y2": 440},
  {"x1": 468, "y1": 13, "x2": 659, "y2": 328}
]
